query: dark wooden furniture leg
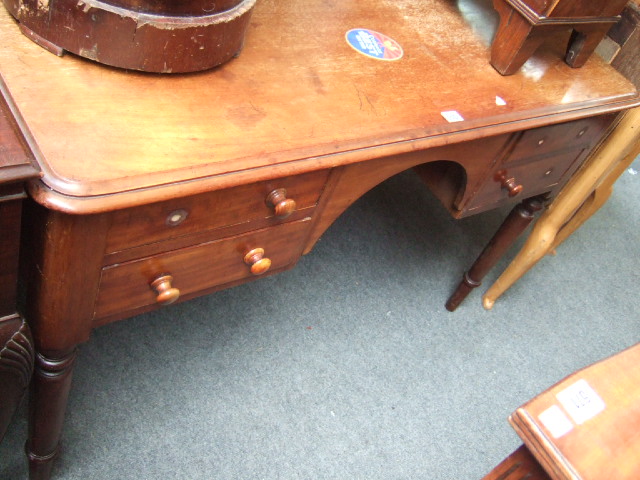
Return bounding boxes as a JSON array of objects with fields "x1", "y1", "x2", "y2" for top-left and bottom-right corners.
[
  {"x1": 26, "y1": 349, "x2": 77, "y2": 480},
  {"x1": 566, "y1": 25, "x2": 613, "y2": 68},
  {"x1": 490, "y1": 0, "x2": 547, "y2": 75},
  {"x1": 445, "y1": 195, "x2": 546, "y2": 312},
  {"x1": 20, "y1": 203, "x2": 109, "y2": 480}
]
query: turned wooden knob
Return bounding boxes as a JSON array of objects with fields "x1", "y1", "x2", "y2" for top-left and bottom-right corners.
[
  {"x1": 266, "y1": 188, "x2": 296, "y2": 219},
  {"x1": 494, "y1": 170, "x2": 523, "y2": 197},
  {"x1": 150, "y1": 274, "x2": 181, "y2": 305},
  {"x1": 243, "y1": 248, "x2": 272, "y2": 275}
]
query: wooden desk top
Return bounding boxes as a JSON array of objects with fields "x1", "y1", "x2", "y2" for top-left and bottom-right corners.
[{"x1": 0, "y1": 0, "x2": 637, "y2": 213}]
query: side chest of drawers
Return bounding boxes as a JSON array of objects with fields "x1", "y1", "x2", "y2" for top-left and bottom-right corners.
[{"x1": 417, "y1": 114, "x2": 616, "y2": 218}]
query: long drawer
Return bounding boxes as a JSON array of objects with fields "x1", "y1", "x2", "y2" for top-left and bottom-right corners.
[
  {"x1": 95, "y1": 218, "x2": 312, "y2": 320},
  {"x1": 104, "y1": 170, "x2": 329, "y2": 256}
]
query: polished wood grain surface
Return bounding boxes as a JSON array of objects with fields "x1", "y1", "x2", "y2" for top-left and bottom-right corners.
[{"x1": 0, "y1": 0, "x2": 637, "y2": 213}]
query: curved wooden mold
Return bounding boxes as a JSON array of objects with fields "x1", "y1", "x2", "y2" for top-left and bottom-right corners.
[{"x1": 1, "y1": 0, "x2": 257, "y2": 73}]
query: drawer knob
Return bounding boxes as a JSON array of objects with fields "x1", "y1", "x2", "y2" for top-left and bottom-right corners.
[
  {"x1": 266, "y1": 188, "x2": 297, "y2": 219},
  {"x1": 243, "y1": 248, "x2": 272, "y2": 275},
  {"x1": 150, "y1": 274, "x2": 181, "y2": 305},
  {"x1": 495, "y1": 170, "x2": 523, "y2": 197}
]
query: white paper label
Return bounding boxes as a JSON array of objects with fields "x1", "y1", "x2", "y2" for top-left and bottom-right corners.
[
  {"x1": 556, "y1": 379, "x2": 606, "y2": 425},
  {"x1": 441, "y1": 110, "x2": 464, "y2": 123},
  {"x1": 538, "y1": 405, "x2": 574, "y2": 439}
]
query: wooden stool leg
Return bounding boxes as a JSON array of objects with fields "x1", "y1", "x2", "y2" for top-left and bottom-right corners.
[
  {"x1": 446, "y1": 195, "x2": 546, "y2": 312},
  {"x1": 565, "y1": 25, "x2": 611, "y2": 68},
  {"x1": 26, "y1": 348, "x2": 78, "y2": 480},
  {"x1": 482, "y1": 108, "x2": 640, "y2": 309},
  {"x1": 490, "y1": 0, "x2": 546, "y2": 75}
]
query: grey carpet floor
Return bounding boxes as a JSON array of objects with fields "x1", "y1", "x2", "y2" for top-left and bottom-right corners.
[{"x1": 1, "y1": 158, "x2": 638, "y2": 479}]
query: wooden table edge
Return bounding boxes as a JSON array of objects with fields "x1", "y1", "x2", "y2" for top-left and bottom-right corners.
[{"x1": 23, "y1": 94, "x2": 640, "y2": 215}]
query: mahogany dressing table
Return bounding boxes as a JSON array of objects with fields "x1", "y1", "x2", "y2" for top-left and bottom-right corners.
[{"x1": 0, "y1": 0, "x2": 638, "y2": 478}]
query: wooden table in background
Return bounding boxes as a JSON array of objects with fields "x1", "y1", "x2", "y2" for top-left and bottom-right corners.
[
  {"x1": 0, "y1": 0, "x2": 638, "y2": 478},
  {"x1": 0, "y1": 84, "x2": 38, "y2": 443},
  {"x1": 482, "y1": 343, "x2": 640, "y2": 480}
]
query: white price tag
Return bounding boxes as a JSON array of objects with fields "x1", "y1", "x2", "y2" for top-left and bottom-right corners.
[
  {"x1": 538, "y1": 405, "x2": 574, "y2": 439},
  {"x1": 556, "y1": 379, "x2": 606, "y2": 425},
  {"x1": 441, "y1": 110, "x2": 464, "y2": 123}
]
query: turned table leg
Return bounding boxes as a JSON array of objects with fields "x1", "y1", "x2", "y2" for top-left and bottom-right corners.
[
  {"x1": 445, "y1": 195, "x2": 546, "y2": 312},
  {"x1": 482, "y1": 108, "x2": 640, "y2": 309},
  {"x1": 19, "y1": 204, "x2": 110, "y2": 480},
  {"x1": 26, "y1": 348, "x2": 78, "y2": 480}
]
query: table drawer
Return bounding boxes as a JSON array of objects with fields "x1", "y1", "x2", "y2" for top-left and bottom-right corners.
[
  {"x1": 105, "y1": 170, "x2": 329, "y2": 254},
  {"x1": 462, "y1": 115, "x2": 614, "y2": 213},
  {"x1": 95, "y1": 218, "x2": 312, "y2": 320},
  {"x1": 506, "y1": 117, "x2": 610, "y2": 164},
  {"x1": 465, "y1": 148, "x2": 587, "y2": 212}
]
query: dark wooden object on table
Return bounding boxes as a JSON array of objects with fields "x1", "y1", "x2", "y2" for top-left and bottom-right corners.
[
  {"x1": 0, "y1": 79, "x2": 38, "y2": 442},
  {"x1": 0, "y1": 0, "x2": 638, "y2": 478},
  {"x1": 599, "y1": 0, "x2": 640, "y2": 88},
  {"x1": 491, "y1": 0, "x2": 631, "y2": 75},
  {"x1": 1, "y1": 0, "x2": 257, "y2": 73}
]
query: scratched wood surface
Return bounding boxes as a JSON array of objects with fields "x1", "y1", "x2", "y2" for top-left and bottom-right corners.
[{"x1": 0, "y1": 0, "x2": 637, "y2": 212}]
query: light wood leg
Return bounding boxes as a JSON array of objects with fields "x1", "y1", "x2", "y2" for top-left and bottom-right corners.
[
  {"x1": 549, "y1": 153, "x2": 635, "y2": 252},
  {"x1": 483, "y1": 108, "x2": 640, "y2": 309}
]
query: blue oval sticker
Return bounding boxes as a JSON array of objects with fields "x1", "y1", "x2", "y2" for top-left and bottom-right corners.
[{"x1": 345, "y1": 29, "x2": 403, "y2": 61}]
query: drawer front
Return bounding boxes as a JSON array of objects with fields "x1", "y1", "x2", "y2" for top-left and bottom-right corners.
[
  {"x1": 462, "y1": 115, "x2": 613, "y2": 213},
  {"x1": 95, "y1": 218, "x2": 312, "y2": 319},
  {"x1": 105, "y1": 170, "x2": 329, "y2": 254},
  {"x1": 506, "y1": 117, "x2": 610, "y2": 165},
  {"x1": 465, "y1": 148, "x2": 586, "y2": 212}
]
